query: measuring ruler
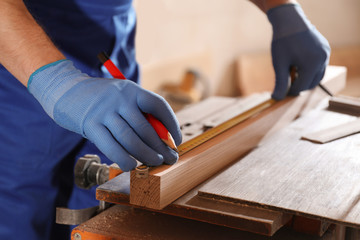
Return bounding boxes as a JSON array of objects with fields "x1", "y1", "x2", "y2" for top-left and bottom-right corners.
[{"x1": 177, "y1": 98, "x2": 277, "y2": 156}]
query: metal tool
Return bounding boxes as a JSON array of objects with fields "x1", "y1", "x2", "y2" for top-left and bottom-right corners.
[
  {"x1": 56, "y1": 155, "x2": 115, "y2": 225},
  {"x1": 74, "y1": 154, "x2": 110, "y2": 189}
]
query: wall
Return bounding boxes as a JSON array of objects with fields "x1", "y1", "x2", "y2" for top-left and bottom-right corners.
[{"x1": 133, "y1": 0, "x2": 360, "y2": 96}]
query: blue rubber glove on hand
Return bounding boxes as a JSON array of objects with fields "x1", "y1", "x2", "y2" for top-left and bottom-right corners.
[
  {"x1": 28, "y1": 60, "x2": 182, "y2": 171},
  {"x1": 267, "y1": 4, "x2": 330, "y2": 100}
]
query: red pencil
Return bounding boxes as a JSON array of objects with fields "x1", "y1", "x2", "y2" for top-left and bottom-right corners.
[{"x1": 97, "y1": 52, "x2": 178, "y2": 152}]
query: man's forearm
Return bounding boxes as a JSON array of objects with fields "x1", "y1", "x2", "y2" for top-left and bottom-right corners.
[
  {"x1": 0, "y1": 0, "x2": 64, "y2": 86},
  {"x1": 250, "y1": 0, "x2": 297, "y2": 12}
]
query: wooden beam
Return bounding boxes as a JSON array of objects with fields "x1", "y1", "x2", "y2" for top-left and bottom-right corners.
[
  {"x1": 129, "y1": 66, "x2": 347, "y2": 210},
  {"x1": 97, "y1": 174, "x2": 292, "y2": 236}
]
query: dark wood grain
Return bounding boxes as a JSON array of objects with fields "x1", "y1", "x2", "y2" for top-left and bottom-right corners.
[{"x1": 198, "y1": 107, "x2": 360, "y2": 228}]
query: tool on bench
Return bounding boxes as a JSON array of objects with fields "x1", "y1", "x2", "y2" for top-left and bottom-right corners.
[
  {"x1": 74, "y1": 154, "x2": 110, "y2": 189},
  {"x1": 56, "y1": 155, "x2": 123, "y2": 225}
]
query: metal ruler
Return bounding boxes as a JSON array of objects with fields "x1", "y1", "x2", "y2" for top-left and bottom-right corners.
[{"x1": 178, "y1": 98, "x2": 276, "y2": 156}]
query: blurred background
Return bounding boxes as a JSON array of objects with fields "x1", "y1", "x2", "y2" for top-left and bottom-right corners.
[{"x1": 133, "y1": 0, "x2": 360, "y2": 110}]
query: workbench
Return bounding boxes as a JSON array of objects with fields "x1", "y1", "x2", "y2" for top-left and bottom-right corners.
[{"x1": 71, "y1": 66, "x2": 360, "y2": 240}]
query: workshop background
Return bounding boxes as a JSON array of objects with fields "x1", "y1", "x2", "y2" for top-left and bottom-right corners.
[{"x1": 133, "y1": 0, "x2": 360, "y2": 106}]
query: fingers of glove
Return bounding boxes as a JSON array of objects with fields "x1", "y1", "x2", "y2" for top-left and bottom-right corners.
[
  {"x1": 288, "y1": 68, "x2": 315, "y2": 96},
  {"x1": 309, "y1": 65, "x2": 326, "y2": 89},
  {"x1": 118, "y1": 104, "x2": 178, "y2": 164},
  {"x1": 85, "y1": 124, "x2": 137, "y2": 171},
  {"x1": 150, "y1": 138, "x2": 178, "y2": 165},
  {"x1": 136, "y1": 90, "x2": 182, "y2": 146},
  {"x1": 104, "y1": 113, "x2": 165, "y2": 166},
  {"x1": 271, "y1": 60, "x2": 291, "y2": 100}
]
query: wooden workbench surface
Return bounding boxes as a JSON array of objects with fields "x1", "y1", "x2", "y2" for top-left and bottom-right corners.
[
  {"x1": 72, "y1": 205, "x2": 339, "y2": 240},
  {"x1": 198, "y1": 101, "x2": 360, "y2": 228},
  {"x1": 95, "y1": 66, "x2": 350, "y2": 237}
]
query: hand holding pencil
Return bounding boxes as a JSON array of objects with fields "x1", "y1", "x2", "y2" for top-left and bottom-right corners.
[
  {"x1": 28, "y1": 59, "x2": 182, "y2": 171},
  {"x1": 98, "y1": 52, "x2": 178, "y2": 152}
]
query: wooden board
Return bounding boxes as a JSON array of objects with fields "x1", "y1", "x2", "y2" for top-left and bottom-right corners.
[
  {"x1": 301, "y1": 118, "x2": 360, "y2": 143},
  {"x1": 129, "y1": 66, "x2": 347, "y2": 211},
  {"x1": 197, "y1": 107, "x2": 360, "y2": 228},
  {"x1": 177, "y1": 93, "x2": 270, "y2": 143},
  {"x1": 72, "y1": 205, "x2": 340, "y2": 240},
  {"x1": 329, "y1": 96, "x2": 360, "y2": 116},
  {"x1": 97, "y1": 173, "x2": 292, "y2": 236}
]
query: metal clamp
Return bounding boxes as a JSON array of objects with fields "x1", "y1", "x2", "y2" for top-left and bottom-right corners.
[
  {"x1": 74, "y1": 154, "x2": 110, "y2": 189},
  {"x1": 56, "y1": 201, "x2": 110, "y2": 225},
  {"x1": 56, "y1": 154, "x2": 112, "y2": 226}
]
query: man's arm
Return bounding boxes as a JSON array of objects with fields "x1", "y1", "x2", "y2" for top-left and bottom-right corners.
[
  {"x1": 0, "y1": 0, "x2": 182, "y2": 171},
  {"x1": 0, "y1": 0, "x2": 64, "y2": 86}
]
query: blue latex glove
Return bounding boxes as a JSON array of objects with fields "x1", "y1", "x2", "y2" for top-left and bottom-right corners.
[
  {"x1": 267, "y1": 4, "x2": 330, "y2": 100},
  {"x1": 28, "y1": 60, "x2": 182, "y2": 171}
]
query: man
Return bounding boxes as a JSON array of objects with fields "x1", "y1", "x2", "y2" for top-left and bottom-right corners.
[{"x1": 0, "y1": 0, "x2": 330, "y2": 239}]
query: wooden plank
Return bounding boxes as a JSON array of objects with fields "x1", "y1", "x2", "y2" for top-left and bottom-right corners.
[
  {"x1": 329, "y1": 96, "x2": 360, "y2": 116},
  {"x1": 97, "y1": 174, "x2": 292, "y2": 236},
  {"x1": 197, "y1": 107, "x2": 360, "y2": 228},
  {"x1": 177, "y1": 93, "x2": 270, "y2": 143},
  {"x1": 129, "y1": 66, "x2": 346, "y2": 210},
  {"x1": 72, "y1": 205, "x2": 340, "y2": 240},
  {"x1": 301, "y1": 118, "x2": 360, "y2": 144},
  {"x1": 129, "y1": 96, "x2": 309, "y2": 210}
]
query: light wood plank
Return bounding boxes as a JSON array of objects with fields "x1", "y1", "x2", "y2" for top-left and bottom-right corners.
[
  {"x1": 177, "y1": 93, "x2": 270, "y2": 143},
  {"x1": 301, "y1": 118, "x2": 360, "y2": 144},
  {"x1": 198, "y1": 108, "x2": 360, "y2": 228}
]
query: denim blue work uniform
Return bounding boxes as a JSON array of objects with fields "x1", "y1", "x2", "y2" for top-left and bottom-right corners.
[{"x1": 0, "y1": 0, "x2": 138, "y2": 239}]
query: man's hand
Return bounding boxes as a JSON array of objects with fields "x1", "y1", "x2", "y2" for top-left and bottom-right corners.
[
  {"x1": 28, "y1": 60, "x2": 182, "y2": 171},
  {"x1": 267, "y1": 4, "x2": 330, "y2": 100}
]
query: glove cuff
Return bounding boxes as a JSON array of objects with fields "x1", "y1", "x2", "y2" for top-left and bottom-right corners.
[
  {"x1": 28, "y1": 59, "x2": 88, "y2": 118},
  {"x1": 267, "y1": 4, "x2": 312, "y2": 40}
]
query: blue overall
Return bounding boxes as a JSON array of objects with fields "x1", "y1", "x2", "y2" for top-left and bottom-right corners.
[{"x1": 0, "y1": 0, "x2": 138, "y2": 239}]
